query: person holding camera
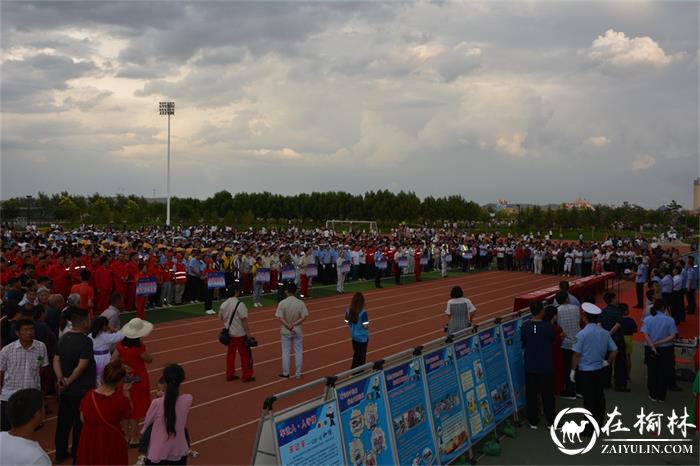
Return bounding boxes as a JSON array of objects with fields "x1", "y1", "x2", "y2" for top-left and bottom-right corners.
[{"x1": 219, "y1": 286, "x2": 255, "y2": 383}]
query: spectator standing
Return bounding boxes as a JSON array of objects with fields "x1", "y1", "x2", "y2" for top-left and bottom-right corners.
[
  {"x1": 544, "y1": 306, "x2": 564, "y2": 396},
  {"x1": 521, "y1": 302, "x2": 555, "y2": 429},
  {"x1": 219, "y1": 287, "x2": 255, "y2": 382},
  {"x1": 141, "y1": 364, "x2": 192, "y2": 465},
  {"x1": 345, "y1": 292, "x2": 369, "y2": 368},
  {"x1": 89, "y1": 316, "x2": 124, "y2": 386},
  {"x1": 619, "y1": 304, "x2": 637, "y2": 382},
  {"x1": 444, "y1": 286, "x2": 476, "y2": 335},
  {"x1": 113, "y1": 318, "x2": 153, "y2": 447},
  {"x1": 100, "y1": 292, "x2": 123, "y2": 331},
  {"x1": 571, "y1": 303, "x2": 617, "y2": 436},
  {"x1": 53, "y1": 308, "x2": 96, "y2": 463},
  {"x1": 70, "y1": 270, "x2": 94, "y2": 316},
  {"x1": 75, "y1": 360, "x2": 131, "y2": 465},
  {"x1": 600, "y1": 292, "x2": 629, "y2": 391},
  {"x1": 555, "y1": 291, "x2": 579, "y2": 400},
  {"x1": 0, "y1": 388, "x2": 50, "y2": 465},
  {"x1": 275, "y1": 284, "x2": 308, "y2": 379},
  {"x1": 0, "y1": 319, "x2": 48, "y2": 431}
]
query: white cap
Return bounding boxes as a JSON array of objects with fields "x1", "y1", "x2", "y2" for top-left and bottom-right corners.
[
  {"x1": 624, "y1": 268, "x2": 631, "y2": 275},
  {"x1": 581, "y1": 302, "x2": 602, "y2": 315}
]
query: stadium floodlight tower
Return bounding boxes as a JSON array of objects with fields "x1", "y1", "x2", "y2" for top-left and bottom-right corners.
[{"x1": 159, "y1": 101, "x2": 175, "y2": 226}]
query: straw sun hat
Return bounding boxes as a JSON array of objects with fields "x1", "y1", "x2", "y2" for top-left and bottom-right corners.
[{"x1": 122, "y1": 318, "x2": 154, "y2": 339}]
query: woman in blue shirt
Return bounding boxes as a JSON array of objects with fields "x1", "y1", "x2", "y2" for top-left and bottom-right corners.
[{"x1": 345, "y1": 292, "x2": 369, "y2": 368}]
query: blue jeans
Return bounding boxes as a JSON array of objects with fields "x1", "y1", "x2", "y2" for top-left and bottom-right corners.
[
  {"x1": 281, "y1": 333, "x2": 303, "y2": 376},
  {"x1": 253, "y1": 281, "x2": 262, "y2": 304}
]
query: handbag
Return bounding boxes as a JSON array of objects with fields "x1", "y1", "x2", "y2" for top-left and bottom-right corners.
[{"x1": 218, "y1": 301, "x2": 241, "y2": 346}]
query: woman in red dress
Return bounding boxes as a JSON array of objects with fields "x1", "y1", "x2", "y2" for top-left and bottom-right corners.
[
  {"x1": 114, "y1": 317, "x2": 154, "y2": 447},
  {"x1": 76, "y1": 359, "x2": 131, "y2": 465}
]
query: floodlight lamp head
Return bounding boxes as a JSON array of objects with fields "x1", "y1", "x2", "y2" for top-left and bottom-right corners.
[{"x1": 158, "y1": 101, "x2": 175, "y2": 115}]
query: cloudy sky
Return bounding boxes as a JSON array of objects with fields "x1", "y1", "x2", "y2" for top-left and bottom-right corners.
[{"x1": 1, "y1": 1, "x2": 698, "y2": 207}]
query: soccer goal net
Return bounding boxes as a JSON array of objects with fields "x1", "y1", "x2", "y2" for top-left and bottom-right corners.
[{"x1": 325, "y1": 220, "x2": 378, "y2": 234}]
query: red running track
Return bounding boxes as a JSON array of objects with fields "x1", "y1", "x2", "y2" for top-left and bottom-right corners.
[{"x1": 40, "y1": 271, "x2": 564, "y2": 465}]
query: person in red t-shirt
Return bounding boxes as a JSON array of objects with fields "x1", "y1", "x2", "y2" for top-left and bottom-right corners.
[
  {"x1": 71, "y1": 269, "x2": 95, "y2": 315},
  {"x1": 124, "y1": 254, "x2": 139, "y2": 311},
  {"x1": 414, "y1": 247, "x2": 423, "y2": 282},
  {"x1": 93, "y1": 256, "x2": 114, "y2": 314},
  {"x1": 134, "y1": 262, "x2": 150, "y2": 320},
  {"x1": 48, "y1": 256, "x2": 71, "y2": 298},
  {"x1": 111, "y1": 254, "x2": 128, "y2": 300}
]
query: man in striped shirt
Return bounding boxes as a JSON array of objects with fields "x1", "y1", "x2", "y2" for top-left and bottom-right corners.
[{"x1": 555, "y1": 291, "x2": 580, "y2": 400}]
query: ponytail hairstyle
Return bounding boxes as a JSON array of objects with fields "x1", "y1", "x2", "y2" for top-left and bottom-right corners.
[
  {"x1": 347, "y1": 292, "x2": 365, "y2": 324},
  {"x1": 90, "y1": 316, "x2": 109, "y2": 339},
  {"x1": 162, "y1": 364, "x2": 186, "y2": 437},
  {"x1": 650, "y1": 299, "x2": 666, "y2": 317}
]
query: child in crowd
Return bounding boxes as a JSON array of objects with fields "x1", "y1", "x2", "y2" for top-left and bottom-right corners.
[{"x1": 619, "y1": 303, "x2": 638, "y2": 381}]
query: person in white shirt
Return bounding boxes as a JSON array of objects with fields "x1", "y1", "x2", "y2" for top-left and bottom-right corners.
[
  {"x1": 336, "y1": 254, "x2": 347, "y2": 293},
  {"x1": 445, "y1": 286, "x2": 476, "y2": 334},
  {"x1": 89, "y1": 316, "x2": 124, "y2": 386},
  {"x1": 0, "y1": 319, "x2": 48, "y2": 431},
  {"x1": 0, "y1": 388, "x2": 51, "y2": 465}
]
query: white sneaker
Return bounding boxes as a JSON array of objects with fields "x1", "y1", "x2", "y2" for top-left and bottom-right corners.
[{"x1": 205, "y1": 309, "x2": 215, "y2": 315}]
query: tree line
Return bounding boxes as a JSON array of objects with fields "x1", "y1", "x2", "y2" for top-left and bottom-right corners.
[{"x1": 0, "y1": 191, "x2": 692, "y2": 231}]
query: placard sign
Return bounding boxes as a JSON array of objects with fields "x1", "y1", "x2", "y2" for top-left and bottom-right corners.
[
  {"x1": 275, "y1": 399, "x2": 345, "y2": 466},
  {"x1": 376, "y1": 260, "x2": 388, "y2": 270},
  {"x1": 255, "y1": 267, "x2": 271, "y2": 283},
  {"x1": 136, "y1": 277, "x2": 157, "y2": 296},
  {"x1": 281, "y1": 266, "x2": 296, "y2": 282},
  {"x1": 464, "y1": 252, "x2": 473, "y2": 260},
  {"x1": 454, "y1": 336, "x2": 494, "y2": 443},
  {"x1": 336, "y1": 373, "x2": 395, "y2": 466},
  {"x1": 444, "y1": 254, "x2": 452, "y2": 263},
  {"x1": 341, "y1": 261, "x2": 351, "y2": 273},
  {"x1": 422, "y1": 347, "x2": 470, "y2": 464},
  {"x1": 478, "y1": 327, "x2": 514, "y2": 423},
  {"x1": 501, "y1": 316, "x2": 530, "y2": 410},
  {"x1": 397, "y1": 257, "x2": 408, "y2": 268},
  {"x1": 420, "y1": 257, "x2": 428, "y2": 266},
  {"x1": 305, "y1": 265, "x2": 318, "y2": 278},
  {"x1": 207, "y1": 271, "x2": 226, "y2": 289},
  {"x1": 384, "y1": 358, "x2": 437, "y2": 466}
]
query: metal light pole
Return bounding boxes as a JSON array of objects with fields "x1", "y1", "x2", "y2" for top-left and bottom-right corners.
[{"x1": 159, "y1": 101, "x2": 175, "y2": 226}]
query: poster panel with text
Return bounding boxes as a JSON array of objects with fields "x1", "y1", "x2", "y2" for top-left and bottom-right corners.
[
  {"x1": 423, "y1": 347, "x2": 470, "y2": 464},
  {"x1": 454, "y1": 336, "x2": 494, "y2": 443},
  {"x1": 336, "y1": 373, "x2": 396, "y2": 466},
  {"x1": 275, "y1": 399, "x2": 345, "y2": 466},
  {"x1": 384, "y1": 358, "x2": 437, "y2": 466},
  {"x1": 501, "y1": 316, "x2": 531, "y2": 410},
  {"x1": 478, "y1": 327, "x2": 514, "y2": 423}
]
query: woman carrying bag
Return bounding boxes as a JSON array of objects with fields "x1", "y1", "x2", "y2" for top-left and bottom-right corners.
[{"x1": 75, "y1": 360, "x2": 132, "y2": 465}]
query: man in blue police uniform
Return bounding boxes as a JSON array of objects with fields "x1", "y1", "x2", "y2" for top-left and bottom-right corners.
[
  {"x1": 571, "y1": 302, "x2": 617, "y2": 436},
  {"x1": 685, "y1": 257, "x2": 697, "y2": 315},
  {"x1": 634, "y1": 257, "x2": 648, "y2": 309}
]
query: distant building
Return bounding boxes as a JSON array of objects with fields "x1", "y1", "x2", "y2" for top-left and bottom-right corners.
[
  {"x1": 694, "y1": 178, "x2": 700, "y2": 211},
  {"x1": 565, "y1": 198, "x2": 595, "y2": 211}
]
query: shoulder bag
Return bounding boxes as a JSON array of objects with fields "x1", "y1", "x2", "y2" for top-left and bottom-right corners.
[{"x1": 218, "y1": 301, "x2": 241, "y2": 346}]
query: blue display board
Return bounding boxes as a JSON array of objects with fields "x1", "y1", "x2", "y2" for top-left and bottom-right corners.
[
  {"x1": 275, "y1": 399, "x2": 345, "y2": 466},
  {"x1": 478, "y1": 327, "x2": 514, "y2": 423},
  {"x1": 136, "y1": 277, "x2": 157, "y2": 296},
  {"x1": 501, "y1": 316, "x2": 530, "y2": 410},
  {"x1": 384, "y1": 358, "x2": 437, "y2": 466},
  {"x1": 454, "y1": 336, "x2": 495, "y2": 443},
  {"x1": 207, "y1": 271, "x2": 226, "y2": 289},
  {"x1": 422, "y1": 347, "x2": 470, "y2": 464},
  {"x1": 336, "y1": 373, "x2": 396, "y2": 466}
]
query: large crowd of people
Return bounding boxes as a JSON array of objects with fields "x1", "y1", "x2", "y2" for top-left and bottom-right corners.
[{"x1": 0, "y1": 223, "x2": 697, "y2": 464}]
